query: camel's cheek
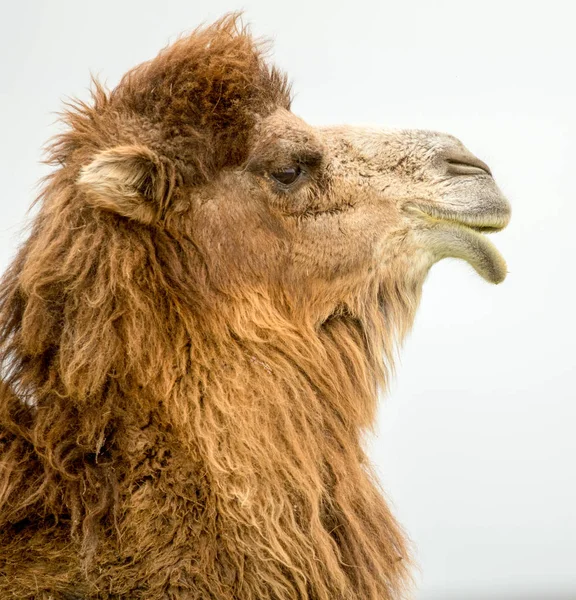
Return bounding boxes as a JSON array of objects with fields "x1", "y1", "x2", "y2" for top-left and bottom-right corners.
[
  {"x1": 191, "y1": 188, "x2": 291, "y2": 292},
  {"x1": 285, "y1": 205, "x2": 404, "y2": 286}
]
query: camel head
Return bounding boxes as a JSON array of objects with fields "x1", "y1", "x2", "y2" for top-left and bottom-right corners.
[{"x1": 72, "y1": 15, "x2": 510, "y2": 335}]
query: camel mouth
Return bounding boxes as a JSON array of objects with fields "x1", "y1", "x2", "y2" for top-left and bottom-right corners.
[
  {"x1": 407, "y1": 202, "x2": 510, "y2": 233},
  {"x1": 406, "y1": 203, "x2": 510, "y2": 284}
]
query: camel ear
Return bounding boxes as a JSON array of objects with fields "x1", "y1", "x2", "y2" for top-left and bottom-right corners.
[{"x1": 78, "y1": 145, "x2": 176, "y2": 224}]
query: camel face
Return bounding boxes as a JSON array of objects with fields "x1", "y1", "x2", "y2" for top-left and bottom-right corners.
[{"x1": 181, "y1": 107, "x2": 510, "y2": 321}]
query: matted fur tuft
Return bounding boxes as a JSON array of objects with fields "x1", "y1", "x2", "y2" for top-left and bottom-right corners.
[
  {"x1": 47, "y1": 14, "x2": 291, "y2": 186},
  {"x1": 0, "y1": 13, "x2": 414, "y2": 600}
]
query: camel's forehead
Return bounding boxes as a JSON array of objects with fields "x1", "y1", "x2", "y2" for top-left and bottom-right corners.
[{"x1": 250, "y1": 109, "x2": 325, "y2": 159}]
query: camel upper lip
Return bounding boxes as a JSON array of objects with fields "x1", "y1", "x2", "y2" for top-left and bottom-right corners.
[{"x1": 405, "y1": 202, "x2": 510, "y2": 233}]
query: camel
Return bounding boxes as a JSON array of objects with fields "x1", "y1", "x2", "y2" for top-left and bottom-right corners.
[{"x1": 0, "y1": 14, "x2": 510, "y2": 600}]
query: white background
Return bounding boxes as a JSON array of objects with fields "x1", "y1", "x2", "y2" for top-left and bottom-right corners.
[{"x1": 0, "y1": 2, "x2": 574, "y2": 599}]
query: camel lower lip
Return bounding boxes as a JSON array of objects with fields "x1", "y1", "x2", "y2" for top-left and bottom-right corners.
[{"x1": 407, "y1": 207, "x2": 509, "y2": 284}]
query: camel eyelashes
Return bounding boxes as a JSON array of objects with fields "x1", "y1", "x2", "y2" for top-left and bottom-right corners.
[{"x1": 270, "y1": 165, "x2": 303, "y2": 187}]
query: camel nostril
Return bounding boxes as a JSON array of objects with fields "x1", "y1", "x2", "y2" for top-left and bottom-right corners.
[{"x1": 445, "y1": 156, "x2": 492, "y2": 177}]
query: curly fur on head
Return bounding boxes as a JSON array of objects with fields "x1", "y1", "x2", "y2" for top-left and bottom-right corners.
[{"x1": 0, "y1": 13, "x2": 424, "y2": 600}]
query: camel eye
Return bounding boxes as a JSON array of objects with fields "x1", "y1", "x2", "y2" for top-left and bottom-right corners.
[{"x1": 270, "y1": 166, "x2": 302, "y2": 186}]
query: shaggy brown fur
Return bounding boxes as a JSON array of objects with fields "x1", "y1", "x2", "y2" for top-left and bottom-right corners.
[{"x1": 0, "y1": 13, "x2": 510, "y2": 600}]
